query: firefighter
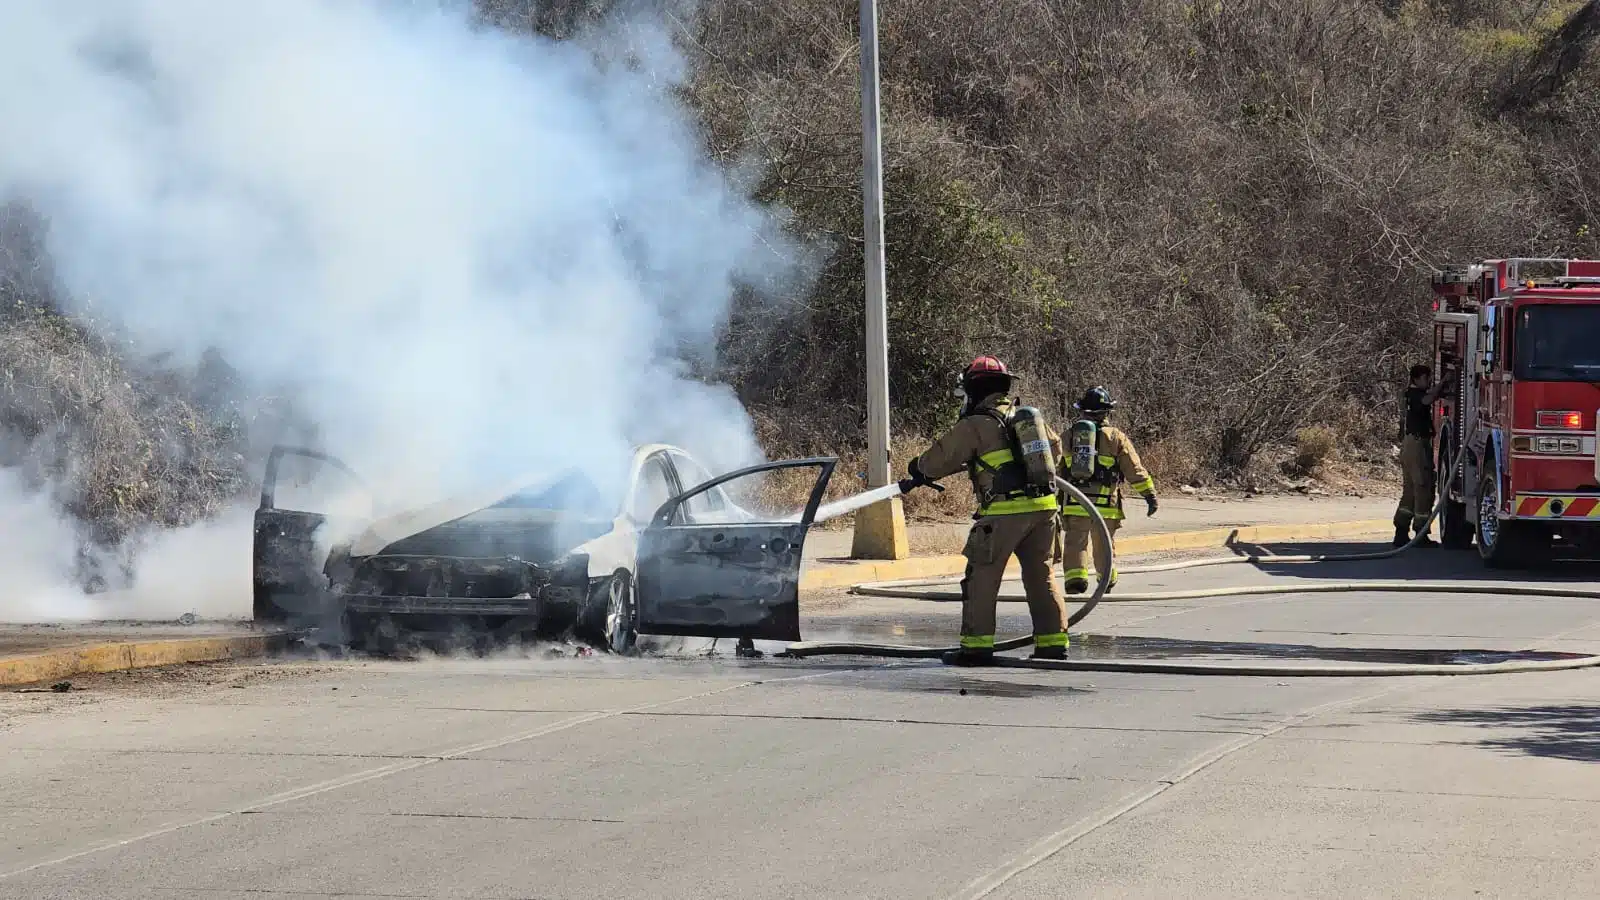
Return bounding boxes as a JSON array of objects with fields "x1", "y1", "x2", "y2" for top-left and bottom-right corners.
[
  {"x1": 1057, "y1": 387, "x2": 1157, "y2": 594},
  {"x1": 1395, "y1": 363, "x2": 1454, "y2": 547},
  {"x1": 900, "y1": 356, "x2": 1070, "y2": 665}
]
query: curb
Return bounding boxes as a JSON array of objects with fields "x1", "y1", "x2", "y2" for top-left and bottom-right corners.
[
  {"x1": 799, "y1": 518, "x2": 1391, "y2": 590},
  {"x1": 0, "y1": 633, "x2": 291, "y2": 688}
]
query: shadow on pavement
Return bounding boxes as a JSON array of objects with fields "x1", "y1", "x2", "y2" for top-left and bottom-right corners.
[{"x1": 1410, "y1": 703, "x2": 1600, "y2": 763}]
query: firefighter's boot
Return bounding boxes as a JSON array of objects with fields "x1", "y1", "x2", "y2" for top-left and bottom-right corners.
[
  {"x1": 1030, "y1": 644, "x2": 1067, "y2": 661},
  {"x1": 1392, "y1": 525, "x2": 1410, "y2": 548},
  {"x1": 1412, "y1": 525, "x2": 1437, "y2": 548},
  {"x1": 1064, "y1": 577, "x2": 1089, "y2": 595},
  {"x1": 943, "y1": 649, "x2": 996, "y2": 667}
]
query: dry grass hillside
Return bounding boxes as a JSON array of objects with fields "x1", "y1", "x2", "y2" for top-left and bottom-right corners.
[
  {"x1": 7, "y1": 0, "x2": 1600, "y2": 565},
  {"x1": 702, "y1": 0, "x2": 1600, "y2": 479}
]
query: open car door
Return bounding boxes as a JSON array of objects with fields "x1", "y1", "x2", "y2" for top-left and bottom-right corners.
[
  {"x1": 635, "y1": 457, "x2": 836, "y2": 642},
  {"x1": 253, "y1": 446, "x2": 368, "y2": 625}
]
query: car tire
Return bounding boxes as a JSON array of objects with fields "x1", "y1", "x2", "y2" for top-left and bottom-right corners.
[{"x1": 596, "y1": 571, "x2": 638, "y2": 655}]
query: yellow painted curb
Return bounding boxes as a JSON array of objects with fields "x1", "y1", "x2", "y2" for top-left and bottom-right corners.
[
  {"x1": 799, "y1": 518, "x2": 1391, "y2": 590},
  {"x1": 0, "y1": 633, "x2": 289, "y2": 688}
]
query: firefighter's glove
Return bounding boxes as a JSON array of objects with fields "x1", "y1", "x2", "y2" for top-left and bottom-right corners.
[
  {"x1": 898, "y1": 460, "x2": 944, "y2": 495},
  {"x1": 1145, "y1": 495, "x2": 1159, "y2": 517},
  {"x1": 897, "y1": 477, "x2": 944, "y2": 495}
]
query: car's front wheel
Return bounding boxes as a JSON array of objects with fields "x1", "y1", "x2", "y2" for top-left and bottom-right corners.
[{"x1": 583, "y1": 571, "x2": 637, "y2": 654}]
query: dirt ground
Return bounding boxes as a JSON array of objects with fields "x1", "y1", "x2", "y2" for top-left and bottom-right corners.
[
  {"x1": 0, "y1": 659, "x2": 339, "y2": 730},
  {"x1": 0, "y1": 621, "x2": 258, "y2": 658}
]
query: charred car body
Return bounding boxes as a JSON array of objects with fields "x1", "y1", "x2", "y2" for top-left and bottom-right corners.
[{"x1": 253, "y1": 444, "x2": 836, "y2": 654}]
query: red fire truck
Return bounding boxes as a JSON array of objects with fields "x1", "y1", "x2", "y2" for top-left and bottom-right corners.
[{"x1": 1430, "y1": 258, "x2": 1600, "y2": 567}]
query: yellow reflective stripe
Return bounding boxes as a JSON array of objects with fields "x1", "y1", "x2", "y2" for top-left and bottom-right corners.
[
  {"x1": 1061, "y1": 505, "x2": 1125, "y2": 520},
  {"x1": 1034, "y1": 632, "x2": 1069, "y2": 648},
  {"x1": 1129, "y1": 477, "x2": 1155, "y2": 495},
  {"x1": 1063, "y1": 568, "x2": 1089, "y2": 580},
  {"x1": 961, "y1": 634, "x2": 996, "y2": 649},
  {"x1": 978, "y1": 448, "x2": 1014, "y2": 468},
  {"x1": 980, "y1": 493, "x2": 1060, "y2": 516},
  {"x1": 1096, "y1": 454, "x2": 1116, "y2": 468}
]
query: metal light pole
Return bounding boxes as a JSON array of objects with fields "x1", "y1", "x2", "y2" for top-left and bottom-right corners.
[{"x1": 849, "y1": 0, "x2": 909, "y2": 560}]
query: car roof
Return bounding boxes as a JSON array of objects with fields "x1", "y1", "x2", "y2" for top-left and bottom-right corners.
[{"x1": 634, "y1": 443, "x2": 686, "y2": 461}]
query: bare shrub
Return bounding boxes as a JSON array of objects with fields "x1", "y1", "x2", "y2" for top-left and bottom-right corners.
[{"x1": 1288, "y1": 425, "x2": 1338, "y2": 478}]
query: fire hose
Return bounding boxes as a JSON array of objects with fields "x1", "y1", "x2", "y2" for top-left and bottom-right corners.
[{"x1": 786, "y1": 434, "x2": 1600, "y2": 676}]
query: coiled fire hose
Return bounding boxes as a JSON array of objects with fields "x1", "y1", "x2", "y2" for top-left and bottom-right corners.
[{"x1": 786, "y1": 433, "x2": 1600, "y2": 676}]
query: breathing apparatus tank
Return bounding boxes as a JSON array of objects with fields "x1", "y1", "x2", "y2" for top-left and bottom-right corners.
[
  {"x1": 1008, "y1": 406, "x2": 1058, "y2": 494},
  {"x1": 1068, "y1": 417, "x2": 1099, "y2": 482}
]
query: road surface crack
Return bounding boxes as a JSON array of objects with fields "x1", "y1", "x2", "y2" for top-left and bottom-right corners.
[
  {"x1": 626, "y1": 709, "x2": 1260, "y2": 736},
  {"x1": 238, "y1": 810, "x2": 628, "y2": 823}
]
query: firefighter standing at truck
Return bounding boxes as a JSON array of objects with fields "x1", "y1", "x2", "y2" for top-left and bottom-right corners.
[
  {"x1": 1395, "y1": 363, "x2": 1455, "y2": 547},
  {"x1": 1057, "y1": 387, "x2": 1158, "y2": 594},
  {"x1": 899, "y1": 356, "x2": 1071, "y2": 666}
]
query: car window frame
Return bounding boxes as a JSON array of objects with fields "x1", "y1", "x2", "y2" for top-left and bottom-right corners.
[
  {"x1": 628, "y1": 452, "x2": 682, "y2": 525},
  {"x1": 666, "y1": 450, "x2": 734, "y2": 523}
]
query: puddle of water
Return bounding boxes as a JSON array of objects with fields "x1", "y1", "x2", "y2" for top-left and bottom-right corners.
[
  {"x1": 798, "y1": 622, "x2": 1586, "y2": 666},
  {"x1": 315, "y1": 619, "x2": 1587, "y2": 670},
  {"x1": 1061, "y1": 634, "x2": 1583, "y2": 666},
  {"x1": 942, "y1": 678, "x2": 1089, "y2": 698}
]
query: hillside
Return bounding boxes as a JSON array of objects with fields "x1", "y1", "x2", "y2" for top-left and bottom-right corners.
[
  {"x1": 4, "y1": 0, "x2": 1600, "y2": 566},
  {"x1": 702, "y1": 0, "x2": 1600, "y2": 478}
]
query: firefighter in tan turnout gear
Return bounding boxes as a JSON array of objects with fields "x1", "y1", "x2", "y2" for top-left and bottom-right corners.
[
  {"x1": 1058, "y1": 387, "x2": 1157, "y2": 594},
  {"x1": 900, "y1": 356, "x2": 1071, "y2": 666},
  {"x1": 1394, "y1": 363, "x2": 1454, "y2": 547}
]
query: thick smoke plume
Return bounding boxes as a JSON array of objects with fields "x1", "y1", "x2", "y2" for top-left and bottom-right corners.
[{"x1": 0, "y1": 0, "x2": 812, "y2": 620}]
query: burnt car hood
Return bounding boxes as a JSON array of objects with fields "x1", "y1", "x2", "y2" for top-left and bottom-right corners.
[
  {"x1": 347, "y1": 474, "x2": 612, "y2": 560},
  {"x1": 346, "y1": 476, "x2": 547, "y2": 558}
]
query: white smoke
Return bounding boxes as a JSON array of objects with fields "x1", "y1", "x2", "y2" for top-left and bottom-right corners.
[
  {"x1": 0, "y1": 0, "x2": 814, "y2": 620},
  {"x1": 0, "y1": 469, "x2": 96, "y2": 621}
]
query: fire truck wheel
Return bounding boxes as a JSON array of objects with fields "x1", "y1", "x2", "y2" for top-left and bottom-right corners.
[{"x1": 1476, "y1": 462, "x2": 1535, "y2": 569}]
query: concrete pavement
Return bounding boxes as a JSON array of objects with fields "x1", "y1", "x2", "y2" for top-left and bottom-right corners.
[{"x1": 2, "y1": 543, "x2": 1596, "y2": 899}]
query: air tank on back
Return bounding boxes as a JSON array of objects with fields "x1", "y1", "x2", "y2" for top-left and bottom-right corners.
[{"x1": 1008, "y1": 406, "x2": 1058, "y2": 494}]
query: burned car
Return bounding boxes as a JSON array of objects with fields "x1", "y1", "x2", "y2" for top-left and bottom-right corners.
[{"x1": 252, "y1": 444, "x2": 836, "y2": 654}]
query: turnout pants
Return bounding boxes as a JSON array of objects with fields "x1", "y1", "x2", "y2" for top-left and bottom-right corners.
[
  {"x1": 1395, "y1": 435, "x2": 1435, "y2": 532},
  {"x1": 1058, "y1": 514, "x2": 1121, "y2": 585},
  {"x1": 959, "y1": 509, "x2": 1068, "y2": 652}
]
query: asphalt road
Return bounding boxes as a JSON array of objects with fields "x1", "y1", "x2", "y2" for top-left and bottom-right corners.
[{"x1": 3, "y1": 543, "x2": 1598, "y2": 899}]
